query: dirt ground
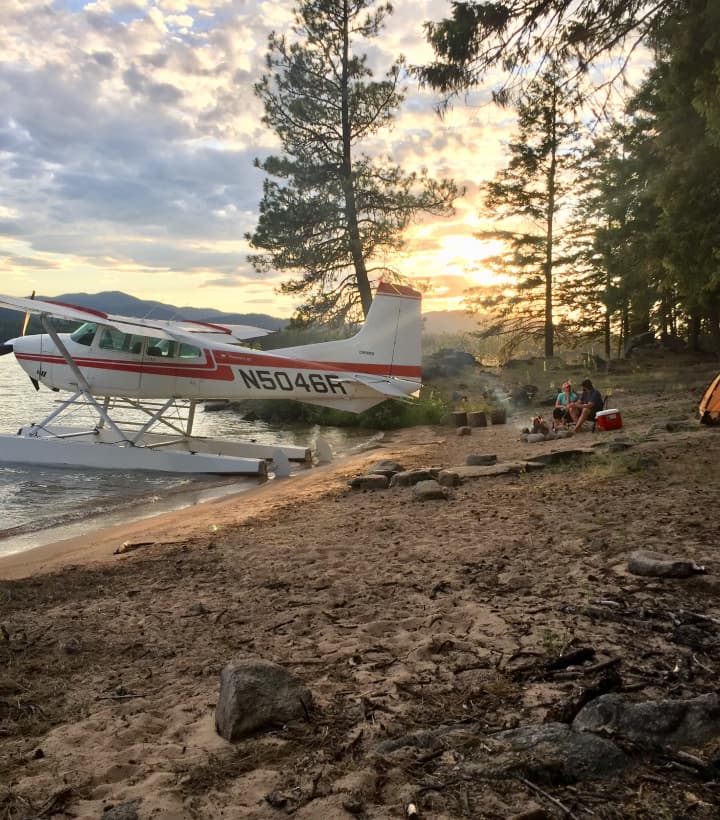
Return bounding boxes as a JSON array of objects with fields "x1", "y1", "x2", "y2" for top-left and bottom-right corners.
[{"x1": 2, "y1": 354, "x2": 720, "y2": 819}]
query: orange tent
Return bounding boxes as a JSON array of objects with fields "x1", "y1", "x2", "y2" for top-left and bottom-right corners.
[{"x1": 699, "y1": 374, "x2": 720, "y2": 425}]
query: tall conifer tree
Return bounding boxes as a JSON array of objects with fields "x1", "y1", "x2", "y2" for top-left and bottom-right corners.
[
  {"x1": 466, "y1": 64, "x2": 582, "y2": 358},
  {"x1": 248, "y1": 0, "x2": 459, "y2": 325}
]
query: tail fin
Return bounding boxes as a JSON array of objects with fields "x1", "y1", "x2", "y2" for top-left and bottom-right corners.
[{"x1": 273, "y1": 282, "x2": 422, "y2": 383}]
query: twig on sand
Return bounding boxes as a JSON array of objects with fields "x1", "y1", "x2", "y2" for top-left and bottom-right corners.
[
  {"x1": 96, "y1": 687, "x2": 161, "y2": 701},
  {"x1": 516, "y1": 776, "x2": 585, "y2": 818},
  {"x1": 35, "y1": 787, "x2": 73, "y2": 817}
]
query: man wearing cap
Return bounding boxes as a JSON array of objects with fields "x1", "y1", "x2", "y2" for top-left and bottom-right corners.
[
  {"x1": 552, "y1": 381, "x2": 579, "y2": 430},
  {"x1": 573, "y1": 378, "x2": 604, "y2": 433}
]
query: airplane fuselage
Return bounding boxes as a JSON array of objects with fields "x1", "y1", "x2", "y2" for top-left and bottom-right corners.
[{"x1": 10, "y1": 330, "x2": 418, "y2": 409}]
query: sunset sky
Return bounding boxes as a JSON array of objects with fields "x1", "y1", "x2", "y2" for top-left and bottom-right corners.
[{"x1": 0, "y1": 0, "x2": 633, "y2": 317}]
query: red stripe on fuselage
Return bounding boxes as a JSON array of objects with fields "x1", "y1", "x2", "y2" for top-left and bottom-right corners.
[
  {"x1": 213, "y1": 349, "x2": 421, "y2": 378},
  {"x1": 15, "y1": 350, "x2": 422, "y2": 379}
]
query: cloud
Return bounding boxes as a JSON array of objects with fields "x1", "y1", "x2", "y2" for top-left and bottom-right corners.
[{"x1": 0, "y1": 0, "x2": 519, "y2": 313}]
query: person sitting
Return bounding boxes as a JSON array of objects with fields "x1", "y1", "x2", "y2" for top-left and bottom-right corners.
[
  {"x1": 573, "y1": 378, "x2": 604, "y2": 433},
  {"x1": 552, "y1": 381, "x2": 579, "y2": 430}
]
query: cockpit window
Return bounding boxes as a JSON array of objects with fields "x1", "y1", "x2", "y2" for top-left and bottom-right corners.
[
  {"x1": 144, "y1": 338, "x2": 202, "y2": 359},
  {"x1": 99, "y1": 329, "x2": 144, "y2": 354},
  {"x1": 178, "y1": 343, "x2": 201, "y2": 359},
  {"x1": 146, "y1": 338, "x2": 176, "y2": 358},
  {"x1": 70, "y1": 322, "x2": 98, "y2": 346}
]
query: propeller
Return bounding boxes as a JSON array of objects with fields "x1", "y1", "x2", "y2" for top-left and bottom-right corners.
[
  {"x1": 1, "y1": 289, "x2": 35, "y2": 354},
  {"x1": 20, "y1": 291, "x2": 34, "y2": 336},
  {"x1": 1, "y1": 292, "x2": 36, "y2": 373}
]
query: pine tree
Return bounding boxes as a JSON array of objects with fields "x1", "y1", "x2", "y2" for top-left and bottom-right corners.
[
  {"x1": 247, "y1": 0, "x2": 459, "y2": 325},
  {"x1": 466, "y1": 64, "x2": 582, "y2": 358},
  {"x1": 416, "y1": 0, "x2": 679, "y2": 102}
]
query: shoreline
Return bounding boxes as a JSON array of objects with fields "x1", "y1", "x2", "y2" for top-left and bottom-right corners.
[
  {"x1": 0, "y1": 473, "x2": 261, "y2": 560},
  {"x1": 0, "y1": 442, "x2": 391, "y2": 580}
]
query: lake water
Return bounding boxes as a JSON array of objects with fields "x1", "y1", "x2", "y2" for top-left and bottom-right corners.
[{"x1": 0, "y1": 357, "x2": 375, "y2": 558}]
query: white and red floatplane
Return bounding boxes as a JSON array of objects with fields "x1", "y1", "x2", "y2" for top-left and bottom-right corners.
[{"x1": 0, "y1": 283, "x2": 422, "y2": 475}]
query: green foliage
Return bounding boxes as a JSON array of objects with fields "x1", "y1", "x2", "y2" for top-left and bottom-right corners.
[
  {"x1": 247, "y1": 0, "x2": 459, "y2": 325},
  {"x1": 239, "y1": 388, "x2": 448, "y2": 430},
  {"x1": 416, "y1": 0, "x2": 677, "y2": 103},
  {"x1": 572, "y1": 0, "x2": 720, "y2": 354}
]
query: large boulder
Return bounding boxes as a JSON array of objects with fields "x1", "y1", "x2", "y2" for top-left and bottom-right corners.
[
  {"x1": 573, "y1": 693, "x2": 720, "y2": 750},
  {"x1": 216, "y1": 660, "x2": 313, "y2": 741}
]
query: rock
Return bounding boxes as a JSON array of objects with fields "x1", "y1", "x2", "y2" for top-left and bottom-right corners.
[
  {"x1": 461, "y1": 723, "x2": 629, "y2": 783},
  {"x1": 215, "y1": 660, "x2": 313, "y2": 741},
  {"x1": 453, "y1": 462, "x2": 535, "y2": 478},
  {"x1": 348, "y1": 474, "x2": 390, "y2": 490},
  {"x1": 102, "y1": 801, "x2": 140, "y2": 820},
  {"x1": 412, "y1": 480, "x2": 449, "y2": 501},
  {"x1": 423, "y1": 349, "x2": 479, "y2": 378},
  {"x1": 627, "y1": 549, "x2": 705, "y2": 578},
  {"x1": 623, "y1": 330, "x2": 656, "y2": 358},
  {"x1": 465, "y1": 454, "x2": 498, "y2": 466},
  {"x1": 573, "y1": 692, "x2": 720, "y2": 750},
  {"x1": 526, "y1": 449, "x2": 594, "y2": 466},
  {"x1": 522, "y1": 433, "x2": 548, "y2": 443},
  {"x1": 341, "y1": 796, "x2": 365, "y2": 815},
  {"x1": 594, "y1": 439, "x2": 634, "y2": 452},
  {"x1": 389, "y1": 469, "x2": 436, "y2": 487},
  {"x1": 647, "y1": 419, "x2": 697, "y2": 434},
  {"x1": 369, "y1": 459, "x2": 406, "y2": 477},
  {"x1": 456, "y1": 425, "x2": 472, "y2": 436},
  {"x1": 437, "y1": 470, "x2": 461, "y2": 487}
]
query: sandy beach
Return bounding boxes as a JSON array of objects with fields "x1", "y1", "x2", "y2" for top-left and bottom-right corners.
[{"x1": 2, "y1": 364, "x2": 720, "y2": 819}]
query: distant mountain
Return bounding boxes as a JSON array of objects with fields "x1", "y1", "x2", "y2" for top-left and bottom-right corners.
[{"x1": 0, "y1": 290, "x2": 287, "y2": 332}]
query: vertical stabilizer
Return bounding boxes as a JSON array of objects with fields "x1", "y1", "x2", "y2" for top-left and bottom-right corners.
[{"x1": 272, "y1": 282, "x2": 422, "y2": 383}]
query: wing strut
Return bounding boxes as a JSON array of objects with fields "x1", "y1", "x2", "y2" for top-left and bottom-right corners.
[{"x1": 39, "y1": 314, "x2": 132, "y2": 445}]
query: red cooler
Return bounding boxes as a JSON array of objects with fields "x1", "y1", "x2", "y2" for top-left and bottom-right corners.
[{"x1": 595, "y1": 408, "x2": 622, "y2": 431}]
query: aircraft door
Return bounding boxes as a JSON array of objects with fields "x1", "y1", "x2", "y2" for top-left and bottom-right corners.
[
  {"x1": 93, "y1": 327, "x2": 143, "y2": 395},
  {"x1": 140, "y1": 339, "x2": 205, "y2": 398}
]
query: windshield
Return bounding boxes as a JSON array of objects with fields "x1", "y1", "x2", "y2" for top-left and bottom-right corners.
[{"x1": 70, "y1": 322, "x2": 98, "y2": 346}]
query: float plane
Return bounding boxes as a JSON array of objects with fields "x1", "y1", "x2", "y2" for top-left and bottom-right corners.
[{"x1": 0, "y1": 283, "x2": 422, "y2": 475}]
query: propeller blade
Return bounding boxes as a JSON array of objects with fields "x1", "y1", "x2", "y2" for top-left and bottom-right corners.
[{"x1": 21, "y1": 289, "x2": 35, "y2": 336}]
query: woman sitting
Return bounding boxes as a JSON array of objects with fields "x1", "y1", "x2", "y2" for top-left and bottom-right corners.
[{"x1": 552, "y1": 381, "x2": 579, "y2": 430}]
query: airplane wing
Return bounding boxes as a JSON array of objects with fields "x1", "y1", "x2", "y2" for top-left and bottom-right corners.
[
  {"x1": 154, "y1": 320, "x2": 273, "y2": 342},
  {"x1": 0, "y1": 294, "x2": 272, "y2": 343}
]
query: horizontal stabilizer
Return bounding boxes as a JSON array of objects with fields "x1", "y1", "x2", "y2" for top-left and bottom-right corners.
[{"x1": 347, "y1": 373, "x2": 420, "y2": 399}]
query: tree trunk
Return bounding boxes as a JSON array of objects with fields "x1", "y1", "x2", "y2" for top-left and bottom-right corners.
[
  {"x1": 544, "y1": 87, "x2": 557, "y2": 359},
  {"x1": 707, "y1": 305, "x2": 720, "y2": 357},
  {"x1": 604, "y1": 307, "x2": 611, "y2": 360},
  {"x1": 687, "y1": 311, "x2": 701, "y2": 351},
  {"x1": 340, "y1": 0, "x2": 372, "y2": 317}
]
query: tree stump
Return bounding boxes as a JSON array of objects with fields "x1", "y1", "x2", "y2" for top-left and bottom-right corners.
[
  {"x1": 490, "y1": 408, "x2": 507, "y2": 425},
  {"x1": 451, "y1": 411, "x2": 468, "y2": 427},
  {"x1": 467, "y1": 411, "x2": 487, "y2": 427}
]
